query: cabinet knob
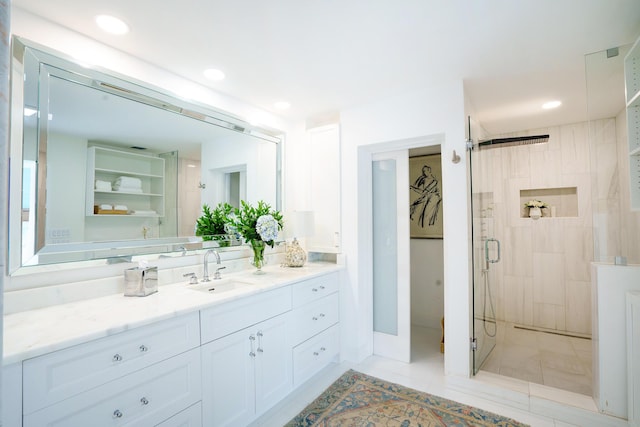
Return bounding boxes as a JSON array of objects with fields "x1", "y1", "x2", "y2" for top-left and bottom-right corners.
[
  {"x1": 321, "y1": 347, "x2": 326, "y2": 351},
  {"x1": 312, "y1": 316, "x2": 318, "y2": 321},
  {"x1": 140, "y1": 397, "x2": 149, "y2": 405},
  {"x1": 113, "y1": 409, "x2": 123, "y2": 418},
  {"x1": 320, "y1": 285, "x2": 325, "y2": 290},
  {"x1": 112, "y1": 354, "x2": 123, "y2": 362},
  {"x1": 249, "y1": 335, "x2": 255, "y2": 341},
  {"x1": 257, "y1": 331, "x2": 263, "y2": 337},
  {"x1": 139, "y1": 344, "x2": 148, "y2": 352},
  {"x1": 249, "y1": 351, "x2": 256, "y2": 358},
  {"x1": 312, "y1": 288, "x2": 318, "y2": 292},
  {"x1": 319, "y1": 313, "x2": 325, "y2": 318},
  {"x1": 313, "y1": 351, "x2": 319, "y2": 356},
  {"x1": 257, "y1": 348, "x2": 263, "y2": 353}
]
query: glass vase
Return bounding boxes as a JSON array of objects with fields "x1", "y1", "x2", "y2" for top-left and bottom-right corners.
[{"x1": 251, "y1": 239, "x2": 266, "y2": 274}]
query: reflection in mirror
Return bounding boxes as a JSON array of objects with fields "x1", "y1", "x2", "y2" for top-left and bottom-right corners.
[{"x1": 9, "y1": 37, "x2": 282, "y2": 274}]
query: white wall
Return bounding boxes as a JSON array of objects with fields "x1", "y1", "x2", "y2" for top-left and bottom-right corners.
[
  {"x1": 340, "y1": 82, "x2": 470, "y2": 378},
  {"x1": 178, "y1": 158, "x2": 201, "y2": 237},
  {"x1": 410, "y1": 239, "x2": 444, "y2": 329}
]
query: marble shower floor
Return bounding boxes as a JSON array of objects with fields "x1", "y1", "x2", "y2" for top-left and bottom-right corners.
[{"x1": 479, "y1": 322, "x2": 592, "y2": 396}]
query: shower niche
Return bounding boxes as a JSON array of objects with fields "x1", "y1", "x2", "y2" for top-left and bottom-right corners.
[{"x1": 519, "y1": 187, "x2": 578, "y2": 218}]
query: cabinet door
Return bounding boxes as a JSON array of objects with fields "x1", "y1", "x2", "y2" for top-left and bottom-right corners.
[
  {"x1": 254, "y1": 313, "x2": 292, "y2": 415},
  {"x1": 308, "y1": 124, "x2": 341, "y2": 252},
  {"x1": 201, "y1": 329, "x2": 255, "y2": 427},
  {"x1": 155, "y1": 402, "x2": 202, "y2": 427}
]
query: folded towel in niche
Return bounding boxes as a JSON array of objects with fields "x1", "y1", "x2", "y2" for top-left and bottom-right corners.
[
  {"x1": 114, "y1": 176, "x2": 142, "y2": 188},
  {"x1": 113, "y1": 205, "x2": 128, "y2": 211},
  {"x1": 95, "y1": 180, "x2": 112, "y2": 191},
  {"x1": 129, "y1": 210, "x2": 157, "y2": 215},
  {"x1": 100, "y1": 204, "x2": 112, "y2": 210}
]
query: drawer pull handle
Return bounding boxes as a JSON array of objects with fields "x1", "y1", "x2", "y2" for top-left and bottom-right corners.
[
  {"x1": 321, "y1": 347, "x2": 326, "y2": 351},
  {"x1": 140, "y1": 397, "x2": 149, "y2": 405},
  {"x1": 312, "y1": 288, "x2": 318, "y2": 292},
  {"x1": 139, "y1": 345, "x2": 148, "y2": 352},
  {"x1": 113, "y1": 409, "x2": 123, "y2": 418},
  {"x1": 313, "y1": 351, "x2": 319, "y2": 356},
  {"x1": 312, "y1": 316, "x2": 318, "y2": 321},
  {"x1": 319, "y1": 313, "x2": 325, "y2": 318},
  {"x1": 320, "y1": 285, "x2": 325, "y2": 290},
  {"x1": 257, "y1": 331, "x2": 263, "y2": 353},
  {"x1": 249, "y1": 334, "x2": 256, "y2": 357},
  {"x1": 112, "y1": 354, "x2": 123, "y2": 362}
]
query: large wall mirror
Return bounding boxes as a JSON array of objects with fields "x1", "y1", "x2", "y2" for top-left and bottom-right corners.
[{"x1": 8, "y1": 37, "x2": 283, "y2": 274}]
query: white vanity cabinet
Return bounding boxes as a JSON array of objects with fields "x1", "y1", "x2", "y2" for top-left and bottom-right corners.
[
  {"x1": 20, "y1": 312, "x2": 201, "y2": 427},
  {"x1": 200, "y1": 287, "x2": 293, "y2": 427},
  {"x1": 289, "y1": 272, "x2": 340, "y2": 387}
]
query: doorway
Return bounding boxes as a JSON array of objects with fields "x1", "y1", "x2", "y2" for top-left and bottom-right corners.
[{"x1": 369, "y1": 143, "x2": 444, "y2": 364}]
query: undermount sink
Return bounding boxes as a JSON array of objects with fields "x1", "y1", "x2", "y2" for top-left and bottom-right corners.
[{"x1": 187, "y1": 278, "x2": 253, "y2": 294}]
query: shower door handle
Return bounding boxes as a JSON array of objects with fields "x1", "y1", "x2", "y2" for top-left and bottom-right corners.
[{"x1": 485, "y1": 238, "x2": 501, "y2": 264}]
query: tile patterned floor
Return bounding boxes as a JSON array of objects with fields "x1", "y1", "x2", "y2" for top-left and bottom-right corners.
[
  {"x1": 479, "y1": 322, "x2": 592, "y2": 396},
  {"x1": 250, "y1": 325, "x2": 605, "y2": 427}
]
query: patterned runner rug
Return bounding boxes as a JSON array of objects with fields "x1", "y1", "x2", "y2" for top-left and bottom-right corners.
[{"x1": 286, "y1": 370, "x2": 529, "y2": 426}]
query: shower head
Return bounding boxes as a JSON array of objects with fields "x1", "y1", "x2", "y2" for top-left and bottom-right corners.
[{"x1": 477, "y1": 134, "x2": 549, "y2": 149}]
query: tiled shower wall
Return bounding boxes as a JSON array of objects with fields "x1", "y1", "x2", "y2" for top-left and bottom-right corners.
[{"x1": 479, "y1": 119, "x2": 613, "y2": 336}]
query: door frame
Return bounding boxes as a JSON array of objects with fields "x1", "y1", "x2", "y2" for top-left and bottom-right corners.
[{"x1": 357, "y1": 134, "x2": 444, "y2": 361}]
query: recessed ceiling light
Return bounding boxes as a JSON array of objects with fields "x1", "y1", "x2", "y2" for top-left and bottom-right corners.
[
  {"x1": 95, "y1": 15, "x2": 129, "y2": 35},
  {"x1": 203, "y1": 68, "x2": 225, "y2": 81},
  {"x1": 542, "y1": 100, "x2": 562, "y2": 110},
  {"x1": 274, "y1": 101, "x2": 291, "y2": 110}
]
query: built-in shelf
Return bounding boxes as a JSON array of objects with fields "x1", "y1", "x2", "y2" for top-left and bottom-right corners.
[
  {"x1": 86, "y1": 146, "x2": 165, "y2": 217},
  {"x1": 520, "y1": 187, "x2": 578, "y2": 218},
  {"x1": 625, "y1": 34, "x2": 640, "y2": 210}
]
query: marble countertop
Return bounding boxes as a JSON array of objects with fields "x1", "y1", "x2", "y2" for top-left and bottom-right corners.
[{"x1": 4, "y1": 262, "x2": 342, "y2": 365}]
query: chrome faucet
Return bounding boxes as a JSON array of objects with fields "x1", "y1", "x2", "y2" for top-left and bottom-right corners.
[{"x1": 202, "y1": 250, "x2": 225, "y2": 281}]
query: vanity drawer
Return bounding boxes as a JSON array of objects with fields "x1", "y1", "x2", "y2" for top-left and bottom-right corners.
[
  {"x1": 291, "y1": 272, "x2": 339, "y2": 307},
  {"x1": 24, "y1": 347, "x2": 201, "y2": 427},
  {"x1": 23, "y1": 312, "x2": 200, "y2": 414},
  {"x1": 293, "y1": 324, "x2": 340, "y2": 387},
  {"x1": 156, "y1": 401, "x2": 202, "y2": 427},
  {"x1": 200, "y1": 286, "x2": 292, "y2": 344},
  {"x1": 289, "y1": 293, "x2": 339, "y2": 345}
]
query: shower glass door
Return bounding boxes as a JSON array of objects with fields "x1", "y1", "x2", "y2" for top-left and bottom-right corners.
[{"x1": 469, "y1": 125, "x2": 499, "y2": 374}]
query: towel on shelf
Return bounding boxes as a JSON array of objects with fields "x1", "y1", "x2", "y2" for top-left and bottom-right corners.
[
  {"x1": 95, "y1": 180, "x2": 112, "y2": 191},
  {"x1": 99, "y1": 204, "x2": 112, "y2": 210},
  {"x1": 113, "y1": 176, "x2": 143, "y2": 192},
  {"x1": 114, "y1": 176, "x2": 142, "y2": 187},
  {"x1": 113, "y1": 204, "x2": 128, "y2": 211}
]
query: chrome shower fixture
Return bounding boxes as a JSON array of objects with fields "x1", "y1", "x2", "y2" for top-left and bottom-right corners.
[{"x1": 477, "y1": 134, "x2": 549, "y2": 149}]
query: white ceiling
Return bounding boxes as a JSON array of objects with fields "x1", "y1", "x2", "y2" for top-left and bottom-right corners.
[{"x1": 11, "y1": 0, "x2": 640, "y2": 135}]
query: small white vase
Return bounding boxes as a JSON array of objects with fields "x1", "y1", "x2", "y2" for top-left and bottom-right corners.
[{"x1": 529, "y1": 207, "x2": 541, "y2": 220}]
